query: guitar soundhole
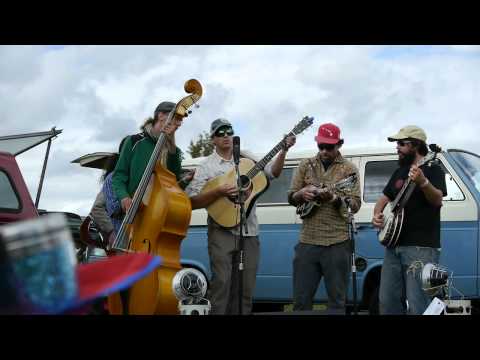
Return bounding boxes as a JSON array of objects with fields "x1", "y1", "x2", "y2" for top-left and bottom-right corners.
[
  {"x1": 240, "y1": 175, "x2": 251, "y2": 191},
  {"x1": 227, "y1": 175, "x2": 252, "y2": 204}
]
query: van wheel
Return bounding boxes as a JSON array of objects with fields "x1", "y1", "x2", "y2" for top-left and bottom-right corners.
[{"x1": 368, "y1": 286, "x2": 380, "y2": 315}]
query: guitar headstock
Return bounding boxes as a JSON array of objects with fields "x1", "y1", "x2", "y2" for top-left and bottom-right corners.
[
  {"x1": 291, "y1": 116, "x2": 314, "y2": 136},
  {"x1": 429, "y1": 144, "x2": 442, "y2": 153},
  {"x1": 418, "y1": 144, "x2": 442, "y2": 167}
]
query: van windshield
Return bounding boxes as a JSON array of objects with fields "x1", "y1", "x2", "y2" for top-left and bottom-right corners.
[{"x1": 449, "y1": 150, "x2": 480, "y2": 194}]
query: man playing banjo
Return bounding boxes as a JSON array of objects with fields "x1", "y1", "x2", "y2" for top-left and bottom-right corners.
[{"x1": 372, "y1": 125, "x2": 447, "y2": 315}]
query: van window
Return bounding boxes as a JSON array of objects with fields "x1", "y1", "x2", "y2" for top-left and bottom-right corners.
[
  {"x1": 364, "y1": 159, "x2": 465, "y2": 203},
  {"x1": 0, "y1": 170, "x2": 21, "y2": 210},
  {"x1": 257, "y1": 167, "x2": 295, "y2": 205},
  {"x1": 437, "y1": 162, "x2": 465, "y2": 201},
  {"x1": 363, "y1": 161, "x2": 398, "y2": 203},
  {"x1": 449, "y1": 150, "x2": 480, "y2": 196}
]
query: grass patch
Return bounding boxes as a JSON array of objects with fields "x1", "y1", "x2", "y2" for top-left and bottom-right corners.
[{"x1": 283, "y1": 303, "x2": 327, "y2": 312}]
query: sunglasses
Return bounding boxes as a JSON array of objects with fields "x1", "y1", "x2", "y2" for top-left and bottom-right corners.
[
  {"x1": 215, "y1": 128, "x2": 234, "y2": 137},
  {"x1": 397, "y1": 140, "x2": 412, "y2": 147},
  {"x1": 318, "y1": 143, "x2": 336, "y2": 151}
]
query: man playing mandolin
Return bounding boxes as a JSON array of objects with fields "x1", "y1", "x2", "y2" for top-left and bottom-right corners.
[
  {"x1": 185, "y1": 118, "x2": 296, "y2": 314},
  {"x1": 288, "y1": 123, "x2": 361, "y2": 312},
  {"x1": 372, "y1": 125, "x2": 447, "y2": 315}
]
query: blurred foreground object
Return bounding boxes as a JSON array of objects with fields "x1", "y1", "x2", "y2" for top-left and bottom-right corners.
[
  {"x1": 421, "y1": 263, "x2": 471, "y2": 315},
  {"x1": 0, "y1": 213, "x2": 161, "y2": 315},
  {"x1": 172, "y1": 268, "x2": 210, "y2": 315}
]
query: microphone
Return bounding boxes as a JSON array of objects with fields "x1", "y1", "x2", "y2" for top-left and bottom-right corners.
[{"x1": 233, "y1": 136, "x2": 240, "y2": 165}]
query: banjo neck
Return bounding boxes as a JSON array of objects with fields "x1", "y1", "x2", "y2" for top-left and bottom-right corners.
[{"x1": 390, "y1": 156, "x2": 429, "y2": 212}]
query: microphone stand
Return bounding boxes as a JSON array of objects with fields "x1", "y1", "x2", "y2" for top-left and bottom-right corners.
[
  {"x1": 346, "y1": 199, "x2": 358, "y2": 315},
  {"x1": 234, "y1": 157, "x2": 247, "y2": 315}
]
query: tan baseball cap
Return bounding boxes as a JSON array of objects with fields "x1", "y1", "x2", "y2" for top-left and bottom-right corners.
[{"x1": 387, "y1": 125, "x2": 427, "y2": 142}]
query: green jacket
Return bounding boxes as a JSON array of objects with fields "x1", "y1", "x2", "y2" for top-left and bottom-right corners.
[{"x1": 112, "y1": 132, "x2": 182, "y2": 201}]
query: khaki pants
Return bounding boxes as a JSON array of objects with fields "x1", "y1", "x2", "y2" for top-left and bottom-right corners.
[{"x1": 207, "y1": 223, "x2": 259, "y2": 315}]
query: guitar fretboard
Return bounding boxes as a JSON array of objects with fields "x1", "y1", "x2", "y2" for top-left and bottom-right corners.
[
  {"x1": 246, "y1": 131, "x2": 295, "y2": 179},
  {"x1": 390, "y1": 152, "x2": 437, "y2": 211}
]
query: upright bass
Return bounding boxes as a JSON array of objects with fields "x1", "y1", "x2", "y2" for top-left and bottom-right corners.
[{"x1": 108, "y1": 79, "x2": 202, "y2": 314}]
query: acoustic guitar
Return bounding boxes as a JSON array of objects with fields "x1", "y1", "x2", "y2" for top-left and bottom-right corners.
[{"x1": 201, "y1": 116, "x2": 314, "y2": 228}]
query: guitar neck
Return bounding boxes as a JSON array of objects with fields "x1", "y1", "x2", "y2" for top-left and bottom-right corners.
[
  {"x1": 390, "y1": 177, "x2": 409, "y2": 209},
  {"x1": 397, "y1": 180, "x2": 418, "y2": 210},
  {"x1": 246, "y1": 131, "x2": 294, "y2": 179},
  {"x1": 391, "y1": 154, "x2": 437, "y2": 211}
]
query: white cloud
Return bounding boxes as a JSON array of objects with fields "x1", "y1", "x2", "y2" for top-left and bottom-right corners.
[{"x1": 1, "y1": 45, "x2": 479, "y2": 216}]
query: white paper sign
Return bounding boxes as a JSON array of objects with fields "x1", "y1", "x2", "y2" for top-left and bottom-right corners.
[{"x1": 423, "y1": 297, "x2": 446, "y2": 315}]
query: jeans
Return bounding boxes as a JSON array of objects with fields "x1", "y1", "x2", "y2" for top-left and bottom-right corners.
[
  {"x1": 293, "y1": 241, "x2": 351, "y2": 311},
  {"x1": 379, "y1": 246, "x2": 441, "y2": 315}
]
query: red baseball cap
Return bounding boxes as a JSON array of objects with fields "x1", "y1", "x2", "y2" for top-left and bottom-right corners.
[{"x1": 315, "y1": 123, "x2": 342, "y2": 144}]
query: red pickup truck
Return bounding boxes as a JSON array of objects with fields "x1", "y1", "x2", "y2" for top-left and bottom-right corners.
[
  {"x1": 0, "y1": 151, "x2": 38, "y2": 225},
  {"x1": 0, "y1": 129, "x2": 88, "y2": 260}
]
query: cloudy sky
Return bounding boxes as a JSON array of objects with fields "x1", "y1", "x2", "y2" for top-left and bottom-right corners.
[{"x1": 1, "y1": 45, "x2": 479, "y2": 216}]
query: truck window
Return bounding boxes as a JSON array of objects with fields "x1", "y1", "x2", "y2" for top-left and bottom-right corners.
[
  {"x1": 257, "y1": 167, "x2": 295, "y2": 205},
  {"x1": 0, "y1": 170, "x2": 21, "y2": 211},
  {"x1": 364, "y1": 159, "x2": 464, "y2": 203}
]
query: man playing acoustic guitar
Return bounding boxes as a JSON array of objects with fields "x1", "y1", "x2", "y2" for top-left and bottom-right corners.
[
  {"x1": 372, "y1": 126, "x2": 447, "y2": 315},
  {"x1": 185, "y1": 118, "x2": 296, "y2": 314}
]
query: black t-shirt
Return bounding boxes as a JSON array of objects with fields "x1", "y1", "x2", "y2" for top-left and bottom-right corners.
[{"x1": 383, "y1": 163, "x2": 447, "y2": 248}]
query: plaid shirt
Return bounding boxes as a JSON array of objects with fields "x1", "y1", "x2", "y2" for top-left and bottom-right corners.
[{"x1": 288, "y1": 152, "x2": 361, "y2": 246}]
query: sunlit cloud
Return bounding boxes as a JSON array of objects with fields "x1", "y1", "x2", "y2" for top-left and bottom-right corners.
[{"x1": 1, "y1": 45, "x2": 479, "y2": 216}]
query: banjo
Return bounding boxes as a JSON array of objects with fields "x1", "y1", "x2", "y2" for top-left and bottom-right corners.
[{"x1": 378, "y1": 144, "x2": 441, "y2": 248}]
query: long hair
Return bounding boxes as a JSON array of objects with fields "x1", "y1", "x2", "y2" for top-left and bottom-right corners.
[
  {"x1": 100, "y1": 136, "x2": 128, "y2": 183},
  {"x1": 140, "y1": 116, "x2": 155, "y2": 132},
  {"x1": 142, "y1": 112, "x2": 177, "y2": 167},
  {"x1": 410, "y1": 139, "x2": 429, "y2": 156}
]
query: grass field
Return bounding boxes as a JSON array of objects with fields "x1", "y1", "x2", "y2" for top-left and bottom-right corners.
[{"x1": 283, "y1": 303, "x2": 327, "y2": 312}]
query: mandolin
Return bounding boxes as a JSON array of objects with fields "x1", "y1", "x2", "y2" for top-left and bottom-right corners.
[{"x1": 296, "y1": 173, "x2": 358, "y2": 219}]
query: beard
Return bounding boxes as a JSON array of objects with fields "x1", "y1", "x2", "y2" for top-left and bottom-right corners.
[{"x1": 398, "y1": 151, "x2": 416, "y2": 167}]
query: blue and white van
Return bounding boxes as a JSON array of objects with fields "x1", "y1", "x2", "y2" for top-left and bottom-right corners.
[{"x1": 179, "y1": 147, "x2": 480, "y2": 313}]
